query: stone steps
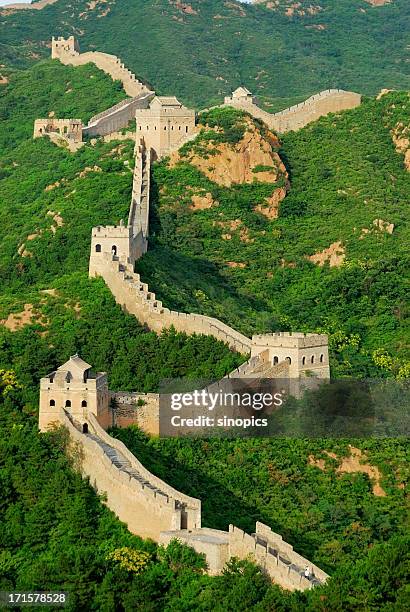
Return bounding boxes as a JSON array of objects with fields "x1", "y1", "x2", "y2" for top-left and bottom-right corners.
[{"x1": 87, "y1": 433, "x2": 172, "y2": 497}]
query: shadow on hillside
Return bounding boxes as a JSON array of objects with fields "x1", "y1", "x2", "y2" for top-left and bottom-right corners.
[
  {"x1": 136, "y1": 246, "x2": 278, "y2": 337},
  {"x1": 110, "y1": 428, "x2": 313, "y2": 557}
]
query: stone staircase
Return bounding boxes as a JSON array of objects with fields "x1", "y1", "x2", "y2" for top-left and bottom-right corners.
[
  {"x1": 86, "y1": 432, "x2": 181, "y2": 503},
  {"x1": 128, "y1": 139, "x2": 151, "y2": 237}
]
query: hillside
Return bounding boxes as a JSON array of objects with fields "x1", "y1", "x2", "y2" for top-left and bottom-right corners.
[
  {"x1": 0, "y1": 44, "x2": 409, "y2": 611},
  {"x1": 0, "y1": 0, "x2": 409, "y2": 108},
  {"x1": 138, "y1": 94, "x2": 410, "y2": 378},
  {"x1": 0, "y1": 60, "x2": 244, "y2": 397}
]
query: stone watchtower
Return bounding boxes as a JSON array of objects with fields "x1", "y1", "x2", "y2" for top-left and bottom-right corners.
[
  {"x1": 51, "y1": 36, "x2": 80, "y2": 60},
  {"x1": 39, "y1": 355, "x2": 111, "y2": 432},
  {"x1": 135, "y1": 96, "x2": 196, "y2": 159},
  {"x1": 251, "y1": 332, "x2": 330, "y2": 379},
  {"x1": 224, "y1": 86, "x2": 257, "y2": 106},
  {"x1": 89, "y1": 220, "x2": 135, "y2": 278}
]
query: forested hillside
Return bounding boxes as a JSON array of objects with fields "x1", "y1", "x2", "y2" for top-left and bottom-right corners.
[
  {"x1": 138, "y1": 95, "x2": 410, "y2": 378},
  {"x1": 0, "y1": 0, "x2": 409, "y2": 108},
  {"x1": 0, "y1": 60, "x2": 243, "y2": 398},
  {"x1": 1, "y1": 377, "x2": 409, "y2": 610}
]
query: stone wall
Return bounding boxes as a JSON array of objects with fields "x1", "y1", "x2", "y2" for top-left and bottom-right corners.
[
  {"x1": 63, "y1": 409, "x2": 201, "y2": 538},
  {"x1": 228, "y1": 522, "x2": 328, "y2": 590},
  {"x1": 251, "y1": 332, "x2": 330, "y2": 379},
  {"x1": 52, "y1": 37, "x2": 150, "y2": 98},
  {"x1": 223, "y1": 89, "x2": 361, "y2": 133},
  {"x1": 34, "y1": 118, "x2": 83, "y2": 142},
  {"x1": 128, "y1": 138, "x2": 151, "y2": 238},
  {"x1": 111, "y1": 392, "x2": 160, "y2": 434},
  {"x1": 83, "y1": 91, "x2": 154, "y2": 138},
  {"x1": 92, "y1": 253, "x2": 251, "y2": 354},
  {"x1": 61, "y1": 407, "x2": 328, "y2": 589}
]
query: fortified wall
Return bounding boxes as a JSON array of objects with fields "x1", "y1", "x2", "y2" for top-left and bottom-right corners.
[
  {"x1": 83, "y1": 91, "x2": 155, "y2": 138},
  {"x1": 51, "y1": 36, "x2": 149, "y2": 98},
  {"x1": 135, "y1": 96, "x2": 197, "y2": 159},
  {"x1": 37, "y1": 38, "x2": 333, "y2": 589},
  {"x1": 223, "y1": 87, "x2": 362, "y2": 133},
  {"x1": 33, "y1": 118, "x2": 83, "y2": 142},
  {"x1": 39, "y1": 357, "x2": 329, "y2": 590}
]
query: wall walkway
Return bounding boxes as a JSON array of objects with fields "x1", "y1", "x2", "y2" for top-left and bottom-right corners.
[{"x1": 223, "y1": 89, "x2": 361, "y2": 133}]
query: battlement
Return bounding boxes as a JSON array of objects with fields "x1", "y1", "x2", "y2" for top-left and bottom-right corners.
[
  {"x1": 222, "y1": 87, "x2": 361, "y2": 133},
  {"x1": 34, "y1": 118, "x2": 83, "y2": 142},
  {"x1": 135, "y1": 96, "x2": 196, "y2": 158},
  {"x1": 252, "y1": 332, "x2": 328, "y2": 348},
  {"x1": 251, "y1": 332, "x2": 330, "y2": 379},
  {"x1": 51, "y1": 35, "x2": 79, "y2": 59},
  {"x1": 92, "y1": 222, "x2": 131, "y2": 238}
]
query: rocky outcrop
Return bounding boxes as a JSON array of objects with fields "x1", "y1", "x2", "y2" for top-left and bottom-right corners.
[
  {"x1": 171, "y1": 119, "x2": 287, "y2": 188},
  {"x1": 308, "y1": 241, "x2": 345, "y2": 267},
  {"x1": 391, "y1": 122, "x2": 410, "y2": 171}
]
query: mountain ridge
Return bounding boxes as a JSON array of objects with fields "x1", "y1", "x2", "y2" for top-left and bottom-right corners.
[{"x1": 0, "y1": 0, "x2": 408, "y2": 108}]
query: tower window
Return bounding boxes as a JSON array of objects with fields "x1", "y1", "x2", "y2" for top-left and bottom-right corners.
[
  {"x1": 311, "y1": 355, "x2": 315, "y2": 364},
  {"x1": 320, "y1": 354, "x2": 324, "y2": 363},
  {"x1": 302, "y1": 356, "x2": 306, "y2": 365},
  {"x1": 286, "y1": 357, "x2": 292, "y2": 365},
  {"x1": 273, "y1": 356, "x2": 279, "y2": 365},
  {"x1": 95, "y1": 244, "x2": 101, "y2": 253},
  {"x1": 65, "y1": 400, "x2": 71, "y2": 408},
  {"x1": 49, "y1": 399, "x2": 55, "y2": 407},
  {"x1": 81, "y1": 400, "x2": 87, "y2": 408}
]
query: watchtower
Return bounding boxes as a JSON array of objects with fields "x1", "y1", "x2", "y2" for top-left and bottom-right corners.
[
  {"x1": 89, "y1": 220, "x2": 135, "y2": 277},
  {"x1": 251, "y1": 332, "x2": 330, "y2": 379},
  {"x1": 39, "y1": 355, "x2": 111, "y2": 432},
  {"x1": 51, "y1": 36, "x2": 80, "y2": 60},
  {"x1": 135, "y1": 96, "x2": 196, "y2": 158}
]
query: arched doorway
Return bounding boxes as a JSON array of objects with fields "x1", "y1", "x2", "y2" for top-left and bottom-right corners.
[
  {"x1": 111, "y1": 245, "x2": 117, "y2": 256},
  {"x1": 82, "y1": 423, "x2": 89, "y2": 434}
]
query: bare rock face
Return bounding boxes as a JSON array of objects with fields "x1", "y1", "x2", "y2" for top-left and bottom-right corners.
[
  {"x1": 308, "y1": 241, "x2": 346, "y2": 267},
  {"x1": 364, "y1": 0, "x2": 391, "y2": 6},
  {"x1": 254, "y1": 187, "x2": 287, "y2": 220},
  {"x1": 391, "y1": 122, "x2": 410, "y2": 171},
  {"x1": 171, "y1": 118, "x2": 288, "y2": 189}
]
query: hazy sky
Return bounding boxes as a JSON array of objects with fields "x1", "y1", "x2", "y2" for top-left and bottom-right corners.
[{"x1": 0, "y1": 0, "x2": 32, "y2": 5}]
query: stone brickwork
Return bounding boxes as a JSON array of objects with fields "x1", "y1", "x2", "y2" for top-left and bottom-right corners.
[
  {"x1": 223, "y1": 88, "x2": 361, "y2": 133},
  {"x1": 39, "y1": 355, "x2": 111, "y2": 432},
  {"x1": 34, "y1": 118, "x2": 83, "y2": 142},
  {"x1": 62, "y1": 409, "x2": 201, "y2": 539},
  {"x1": 39, "y1": 365, "x2": 329, "y2": 590},
  {"x1": 83, "y1": 92, "x2": 154, "y2": 138},
  {"x1": 51, "y1": 36, "x2": 149, "y2": 98},
  {"x1": 251, "y1": 332, "x2": 330, "y2": 379},
  {"x1": 135, "y1": 96, "x2": 196, "y2": 159},
  {"x1": 111, "y1": 392, "x2": 160, "y2": 434}
]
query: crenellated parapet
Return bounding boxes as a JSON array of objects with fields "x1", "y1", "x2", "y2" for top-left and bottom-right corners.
[
  {"x1": 222, "y1": 87, "x2": 361, "y2": 133},
  {"x1": 39, "y1": 359, "x2": 329, "y2": 590}
]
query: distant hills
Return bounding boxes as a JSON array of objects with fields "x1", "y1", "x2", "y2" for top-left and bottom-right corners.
[{"x1": 0, "y1": 0, "x2": 409, "y2": 108}]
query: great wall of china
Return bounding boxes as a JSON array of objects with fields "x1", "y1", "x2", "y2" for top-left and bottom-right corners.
[{"x1": 34, "y1": 35, "x2": 362, "y2": 589}]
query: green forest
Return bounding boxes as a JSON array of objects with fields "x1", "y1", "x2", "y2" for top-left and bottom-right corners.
[
  {"x1": 139, "y1": 95, "x2": 410, "y2": 379},
  {"x1": 0, "y1": 0, "x2": 409, "y2": 107},
  {"x1": 0, "y1": 59, "x2": 244, "y2": 399},
  {"x1": 1, "y1": 381, "x2": 408, "y2": 610},
  {"x1": 0, "y1": 39, "x2": 409, "y2": 611}
]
